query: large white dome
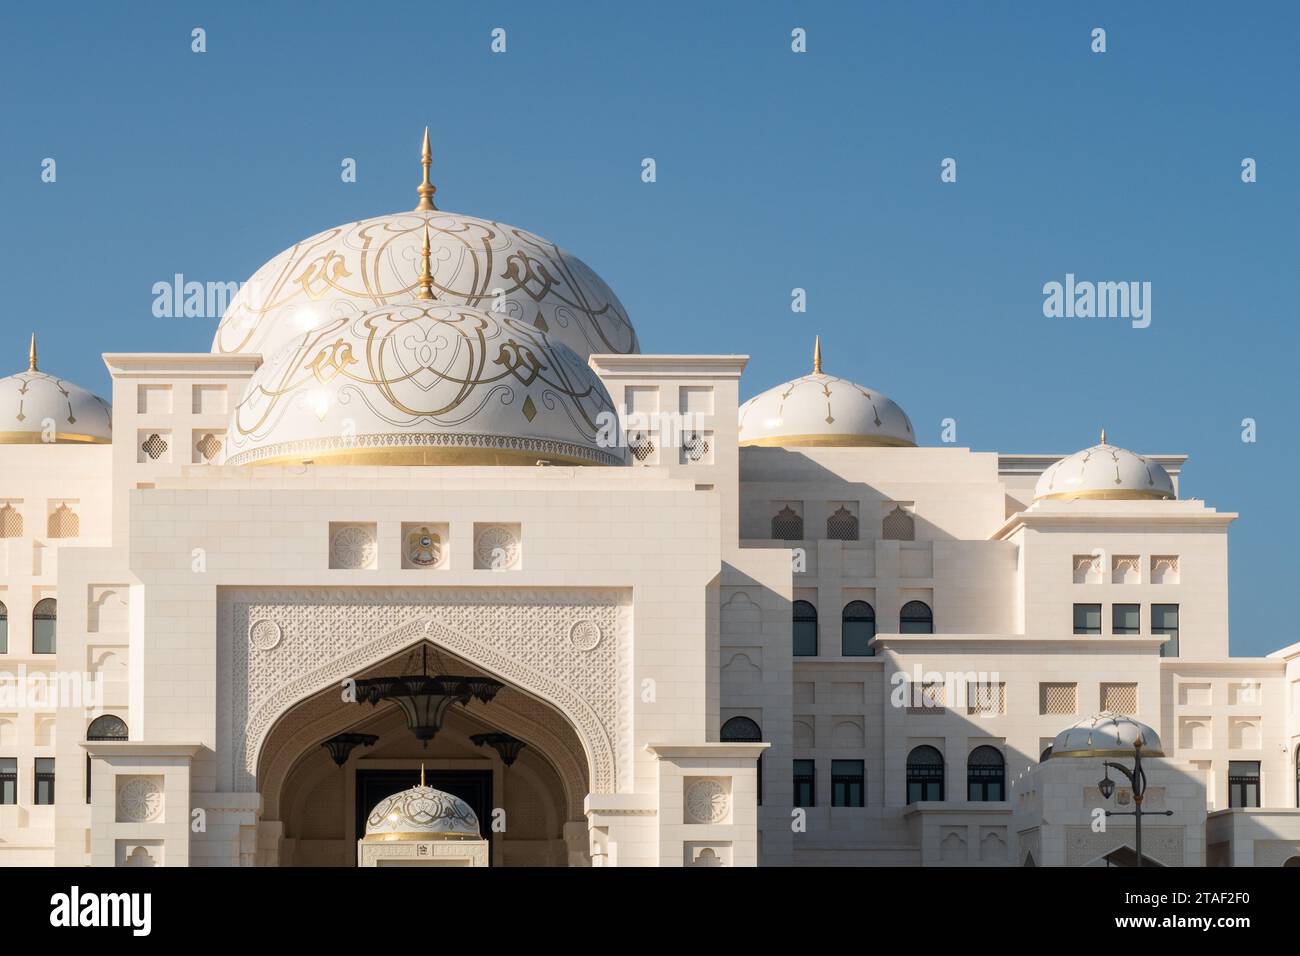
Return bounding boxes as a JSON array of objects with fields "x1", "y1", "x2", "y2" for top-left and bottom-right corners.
[
  {"x1": 212, "y1": 209, "x2": 639, "y2": 364},
  {"x1": 222, "y1": 300, "x2": 625, "y2": 467},
  {"x1": 738, "y1": 338, "x2": 915, "y2": 448},
  {"x1": 1034, "y1": 432, "x2": 1174, "y2": 501},
  {"x1": 0, "y1": 336, "x2": 111, "y2": 445}
]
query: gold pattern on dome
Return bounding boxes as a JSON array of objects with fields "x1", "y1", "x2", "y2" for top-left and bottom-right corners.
[
  {"x1": 224, "y1": 301, "x2": 622, "y2": 467},
  {"x1": 738, "y1": 368, "x2": 915, "y2": 448},
  {"x1": 0, "y1": 356, "x2": 113, "y2": 444},
  {"x1": 212, "y1": 209, "x2": 638, "y2": 362}
]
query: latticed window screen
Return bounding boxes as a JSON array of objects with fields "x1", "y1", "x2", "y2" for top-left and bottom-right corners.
[
  {"x1": 1039, "y1": 682, "x2": 1077, "y2": 716},
  {"x1": 141, "y1": 433, "x2": 168, "y2": 460},
  {"x1": 0, "y1": 504, "x2": 22, "y2": 538},
  {"x1": 195, "y1": 433, "x2": 222, "y2": 461},
  {"x1": 907, "y1": 682, "x2": 946, "y2": 714},
  {"x1": 967, "y1": 682, "x2": 1006, "y2": 716},
  {"x1": 882, "y1": 506, "x2": 914, "y2": 541},
  {"x1": 826, "y1": 507, "x2": 859, "y2": 541},
  {"x1": 627, "y1": 431, "x2": 655, "y2": 463},
  {"x1": 47, "y1": 504, "x2": 79, "y2": 539},
  {"x1": 771, "y1": 506, "x2": 803, "y2": 541},
  {"x1": 1100, "y1": 682, "x2": 1138, "y2": 714},
  {"x1": 681, "y1": 432, "x2": 709, "y2": 463}
]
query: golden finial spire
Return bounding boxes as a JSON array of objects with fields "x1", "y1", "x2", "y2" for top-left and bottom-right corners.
[
  {"x1": 415, "y1": 127, "x2": 437, "y2": 211},
  {"x1": 28, "y1": 332, "x2": 37, "y2": 371},
  {"x1": 812, "y1": 335, "x2": 822, "y2": 374},
  {"x1": 415, "y1": 224, "x2": 435, "y2": 300},
  {"x1": 419, "y1": 762, "x2": 426, "y2": 787},
  {"x1": 1100, "y1": 428, "x2": 1107, "y2": 445}
]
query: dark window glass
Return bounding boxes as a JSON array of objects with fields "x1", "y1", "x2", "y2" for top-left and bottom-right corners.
[
  {"x1": 721, "y1": 717, "x2": 763, "y2": 806},
  {"x1": 32, "y1": 598, "x2": 56, "y2": 655},
  {"x1": 34, "y1": 758, "x2": 54, "y2": 805},
  {"x1": 842, "y1": 601, "x2": 875, "y2": 657},
  {"x1": 906, "y1": 745, "x2": 944, "y2": 803},
  {"x1": 1112, "y1": 604, "x2": 1140, "y2": 635},
  {"x1": 1073, "y1": 603, "x2": 1102, "y2": 635},
  {"x1": 793, "y1": 759, "x2": 815, "y2": 808},
  {"x1": 793, "y1": 601, "x2": 818, "y2": 657},
  {"x1": 967, "y1": 746, "x2": 1005, "y2": 801},
  {"x1": 900, "y1": 601, "x2": 933, "y2": 634},
  {"x1": 1153, "y1": 604, "x2": 1179, "y2": 657},
  {"x1": 831, "y1": 760, "x2": 865, "y2": 807},
  {"x1": 85, "y1": 715, "x2": 128, "y2": 803},
  {"x1": 0, "y1": 758, "x2": 15, "y2": 805},
  {"x1": 1228, "y1": 761, "x2": 1260, "y2": 808},
  {"x1": 0, "y1": 601, "x2": 7, "y2": 654}
]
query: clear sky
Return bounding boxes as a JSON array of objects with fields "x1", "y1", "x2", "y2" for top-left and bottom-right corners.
[{"x1": 1, "y1": 2, "x2": 1295, "y2": 655}]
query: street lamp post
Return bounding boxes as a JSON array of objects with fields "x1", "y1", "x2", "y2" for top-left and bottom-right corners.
[{"x1": 1097, "y1": 735, "x2": 1174, "y2": 867}]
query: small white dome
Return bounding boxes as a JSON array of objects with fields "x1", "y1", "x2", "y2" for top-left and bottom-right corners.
[
  {"x1": 1050, "y1": 711, "x2": 1163, "y2": 758},
  {"x1": 1034, "y1": 432, "x2": 1174, "y2": 501},
  {"x1": 363, "y1": 780, "x2": 480, "y2": 841},
  {"x1": 212, "y1": 209, "x2": 638, "y2": 363},
  {"x1": 738, "y1": 338, "x2": 915, "y2": 448},
  {"x1": 222, "y1": 301, "x2": 624, "y2": 467},
  {"x1": 0, "y1": 338, "x2": 111, "y2": 444}
]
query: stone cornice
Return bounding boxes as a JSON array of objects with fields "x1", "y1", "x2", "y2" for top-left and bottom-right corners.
[{"x1": 103, "y1": 353, "x2": 263, "y2": 378}]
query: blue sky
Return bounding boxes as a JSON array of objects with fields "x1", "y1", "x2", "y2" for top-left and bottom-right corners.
[{"x1": 1, "y1": 2, "x2": 1295, "y2": 655}]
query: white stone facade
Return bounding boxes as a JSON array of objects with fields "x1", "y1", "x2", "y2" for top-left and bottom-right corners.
[{"x1": 2, "y1": 162, "x2": 1298, "y2": 869}]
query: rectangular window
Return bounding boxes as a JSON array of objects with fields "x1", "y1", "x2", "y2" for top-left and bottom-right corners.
[
  {"x1": 1152, "y1": 604, "x2": 1179, "y2": 657},
  {"x1": 1228, "y1": 761, "x2": 1260, "y2": 808},
  {"x1": 1040, "y1": 682, "x2": 1078, "y2": 716},
  {"x1": 1073, "y1": 603, "x2": 1101, "y2": 635},
  {"x1": 0, "y1": 758, "x2": 15, "y2": 805},
  {"x1": 34, "y1": 757, "x2": 54, "y2": 805},
  {"x1": 831, "y1": 760, "x2": 865, "y2": 807},
  {"x1": 1112, "y1": 603, "x2": 1140, "y2": 635},
  {"x1": 793, "y1": 759, "x2": 815, "y2": 808}
]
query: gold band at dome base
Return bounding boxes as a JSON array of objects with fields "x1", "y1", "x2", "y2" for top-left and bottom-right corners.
[
  {"x1": 739, "y1": 433, "x2": 916, "y2": 449},
  {"x1": 362, "y1": 831, "x2": 481, "y2": 842},
  {"x1": 224, "y1": 432, "x2": 624, "y2": 468},
  {"x1": 1035, "y1": 489, "x2": 1174, "y2": 502},
  {"x1": 0, "y1": 431, "x2": 111, "y2": 445},
  {"x1": 1049, "y1": 747, "x2": 1165, "y2": 758}
]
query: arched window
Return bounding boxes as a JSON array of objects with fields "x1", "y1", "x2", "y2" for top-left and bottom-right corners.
[
  {"x1": 0, "y1": 504, "x2": 21, "y2": 538},
  {"x1": 722, "y1": 716, "x2": 763, "y2": 806},
  {"x1": 900, "y1": 600, "x2": 933, "y2": 634},
  {"x1": 841, "y1": 601, "x2": 875, "y2": 657},
  {"x1": 0, "y1": 601, "x2": 7, "y2": 654},
  {"x1": 967, "y1": 746, "x2": 1005, "y2": 801},
  {"x1": 826, "y1": 507, "x2": 859, "y2": 541},
  {"x1": 906, "y1": 745, "x2": 944, "y2": 802},
  {"x1": 32, "y1": 599, "x2": 57, "y2": 655},
  {"x1": 882, "y1": 506, "x2": 914, "y2": 541},
  {"x1": 86, "y1": 715, "x2": 128, "y2": 741},
  {"x1": 772, "y1": 506, "x2": 803, "y2": 541},
  {"x1": 793, "y1": 601, "x2": 818, "y2": 657},
  {"x1": 86, "y1": 715, "x2": 129, "y2": 804},
  {"x1": 1040, "y1": 745, "x2": 1053, "y2": 763}
]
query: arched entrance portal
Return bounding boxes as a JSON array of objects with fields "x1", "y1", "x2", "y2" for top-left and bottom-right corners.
[{"x1": 257, "y1": 643, "x2": 592, "y2": 866}]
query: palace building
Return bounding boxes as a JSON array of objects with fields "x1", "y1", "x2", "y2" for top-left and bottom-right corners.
[{"x1": 0, "y1": 133, "x2": 1297, "y2": 867}]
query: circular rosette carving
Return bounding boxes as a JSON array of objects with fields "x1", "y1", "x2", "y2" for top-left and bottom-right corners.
[
  {"x1": 567, "y1": 619, "x2": 602, "y2": 652},
  {"x1": 474, "y1": 525, "x2": 520, "y2": 570},
  {"x1": 685, "y1": 779, "x2": 730, "y2": 824},
  {"x1": 248, "y1": 619, "x2": 283, "y2": 651},
  {"x1": 330, "y1": 525, "x2": 376, "y2": 569},
  {"x1": 117, "y1": 777, "x2": 165, "y2": 823}
]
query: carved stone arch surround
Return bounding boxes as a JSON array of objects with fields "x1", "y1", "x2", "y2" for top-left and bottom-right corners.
[
  {"x1": 218, "y1": 587, "x2": 632, "y2": 795},
  {"x1": 259, "y1": 683, "x2": 590, "y2": 821}
]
